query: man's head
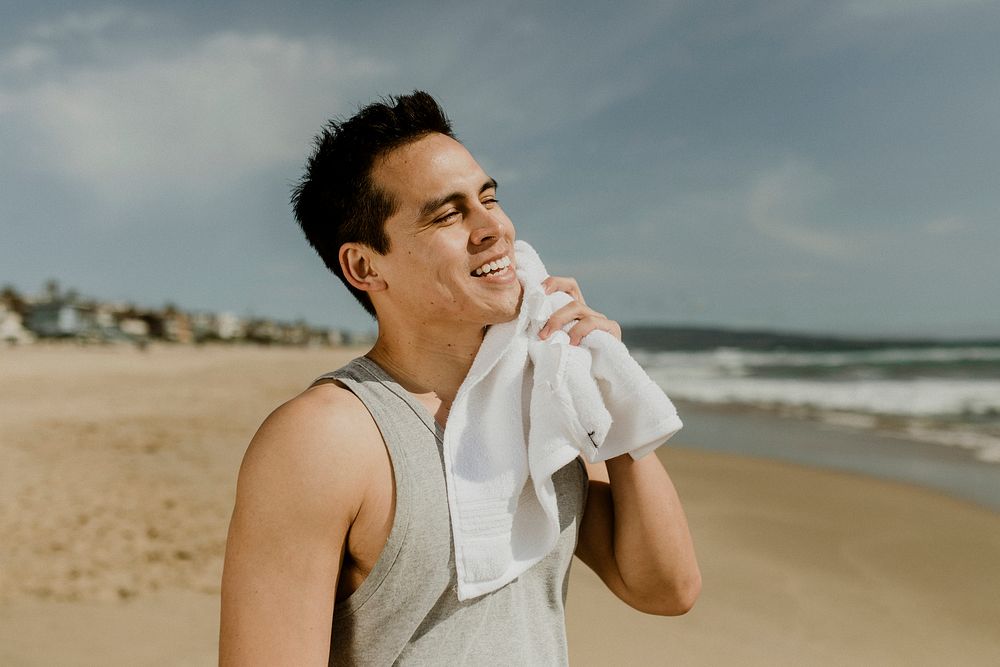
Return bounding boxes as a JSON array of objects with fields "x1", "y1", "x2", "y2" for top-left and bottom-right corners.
[
  {"x1": 291, "y1": 91, "x2": 456, "y2": 317},
  {"x1": 351, "y1": 131, "x2": 520, "y2": 330}
]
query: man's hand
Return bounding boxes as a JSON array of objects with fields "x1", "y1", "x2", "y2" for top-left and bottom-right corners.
[
  {"x1": 540, "y1": 278, "x2": 701, "y2": 616},
  {"x1": 539, "y1": 275, "x2": 622, "y2": 345}
]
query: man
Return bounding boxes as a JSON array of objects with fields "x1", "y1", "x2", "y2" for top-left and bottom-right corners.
[{"x1": 220, "y1": 91, "x2": 700, "y2": 665}]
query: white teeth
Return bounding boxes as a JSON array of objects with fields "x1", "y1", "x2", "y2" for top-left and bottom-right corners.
[{"x1": 474, "y1": 256, "x2": 511, "y2": 276}]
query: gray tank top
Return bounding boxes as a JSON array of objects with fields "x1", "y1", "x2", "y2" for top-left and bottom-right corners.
[{"x1": 313, "y1": 356, "x2": 588, "y2": 666}]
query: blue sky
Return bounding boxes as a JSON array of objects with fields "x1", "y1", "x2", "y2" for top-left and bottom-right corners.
[{"x1": 1, "y1": 1, "x2": 998, "y2": 338}]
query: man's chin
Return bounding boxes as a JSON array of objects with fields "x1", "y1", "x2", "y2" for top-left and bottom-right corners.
[
  {"x1": 482, "y1": 304, "x2": 519, "y2": 326},
  {"x1": 476, "y1": 284, "x2": 523, "y2": 326},
  {"x1": 495, "y1": 285, "x2": 524, "y2": 323}
]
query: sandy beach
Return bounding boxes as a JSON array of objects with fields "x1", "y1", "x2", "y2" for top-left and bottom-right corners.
[{"x1": 2, "y1": 344, "x2": 998, "y2": 666}]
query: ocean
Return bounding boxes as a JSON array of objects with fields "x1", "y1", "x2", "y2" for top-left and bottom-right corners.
[{"x1": 630, "y1": 333, "x2": 1000, "y2": 510}]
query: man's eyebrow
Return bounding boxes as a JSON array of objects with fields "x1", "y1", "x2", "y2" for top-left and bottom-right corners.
[{"x1": 418, "y1": 178, "x2": 499, "y2": 219}]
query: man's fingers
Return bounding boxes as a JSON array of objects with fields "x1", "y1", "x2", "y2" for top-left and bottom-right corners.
[
  {"x1": 542, "y1": 276, "x2": 585, "y2": 305},
  {"x1": 567, "y1": 316, "x2": 622, "y2": 346},
  {"x1": 539, "y1": 303, "x2": 621, "y2": 345},
  {"x1": 539, "y1": 301, "x2": 588, "y2": 339},
  {"x1": 538, "y1": 275, "x2": 621, "y2": 344}
]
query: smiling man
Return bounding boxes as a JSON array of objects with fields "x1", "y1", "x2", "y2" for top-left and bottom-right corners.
[{"x1": 219, "y1": 91, "x2": 700, "y2": 665}]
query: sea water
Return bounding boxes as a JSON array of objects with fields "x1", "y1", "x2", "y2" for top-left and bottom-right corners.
[{"x1": 636, "y1": 345, "x2": 1000, "y2": 465}]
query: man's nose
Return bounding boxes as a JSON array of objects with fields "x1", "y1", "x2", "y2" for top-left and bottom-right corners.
[{"x1": 469, "y1": 207, "x2": 505, "y2": 245}]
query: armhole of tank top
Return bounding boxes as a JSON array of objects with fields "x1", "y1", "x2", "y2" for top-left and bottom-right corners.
[
  {"x1": 574, "y1": 455, "x2": 590, "y2": 511},
  {"x1": 326, "y1": 374, "x2": 412, "y2": 619}
]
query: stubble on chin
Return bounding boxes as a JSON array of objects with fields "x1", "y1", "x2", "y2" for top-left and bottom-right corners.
[
  {"x1": 497, "y1": 282, "x2": 524, "y2": 324},
  {"x1": 477, "y1": 285, "x2": 523, "y2": 326}
]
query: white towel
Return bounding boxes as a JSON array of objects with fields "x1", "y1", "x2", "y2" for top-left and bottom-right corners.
[{"x1": 444, "y1": 240, "x2": 683, "y2": 600}]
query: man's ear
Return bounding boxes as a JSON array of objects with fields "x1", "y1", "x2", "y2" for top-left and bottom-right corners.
[{"x1": 339, "y1": 243, "x2": 388, "y2": 293}]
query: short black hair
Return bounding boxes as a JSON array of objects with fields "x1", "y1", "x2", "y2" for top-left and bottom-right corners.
[{"x1": 291, "y1": 91, "x2": 455, "y2": 317}]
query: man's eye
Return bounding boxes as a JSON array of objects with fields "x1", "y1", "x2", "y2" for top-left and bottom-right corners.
[
  {"x1": 437, "y1": 210, "x2": 461, "y2": 223},
  {"x1": 482, "y1": 197, "x2": 499, "y2": 207}
]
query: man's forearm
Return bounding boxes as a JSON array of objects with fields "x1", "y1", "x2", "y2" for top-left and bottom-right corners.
[{"x1": 604, "y1": 452, "x2": 701, "y2": 613}]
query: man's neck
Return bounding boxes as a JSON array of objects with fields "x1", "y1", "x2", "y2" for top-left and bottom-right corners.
[{"x1": 365, "y1": 322, "x2": 486, "y2": 411}]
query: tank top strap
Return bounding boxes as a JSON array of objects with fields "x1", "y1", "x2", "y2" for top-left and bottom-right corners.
[{"x1": 313, "y1": 356, "x2": 444, "y2": 442}]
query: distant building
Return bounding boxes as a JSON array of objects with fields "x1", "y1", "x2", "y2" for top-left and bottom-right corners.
[
  {"x1": 25, "y1": 301, "x2": 90, "y2": 338},
  {"x1": 118, "y1": 317, "x2": 150, "y2": 338},
  {"x1": 342, "y1": 329, "x2": 376, "y2": 346},
  {"x1": 94, "y1": 304, "x2": 117, "y2": 329},
  {"x1": 217, "y1": 312, "x2": 244, "y2": 340},
  {"x1": 245, "y1": 318, "x2": 281, "y2": 344},
  {"x1": 5, "y1": 281, "x2": 357, "y2": 347},
  {"x1": 0, "y1": 303, "x2": 34, "y2": 344},
  {"x1": 162, "y1": 310, "x2": 193, "y2": 344},
  {"x1": 329, "y1": 329, "x2": 345, "y2": 346}
]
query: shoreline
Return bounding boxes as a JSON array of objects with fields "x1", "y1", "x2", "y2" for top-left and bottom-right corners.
[{"x1": 670, "y1": 399, "x2": 1000, "y2": 512}]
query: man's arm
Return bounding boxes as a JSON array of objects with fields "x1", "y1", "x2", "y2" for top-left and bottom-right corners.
[
  {"x1": 219, "y1": 388, "x2": 373, "y2": 665},
  {"x1": 575, "y1": 456, "x2": 701, "y2": 615},
  {"x1": 539, "y1": 275, "x2": 701, "y2": 615}
]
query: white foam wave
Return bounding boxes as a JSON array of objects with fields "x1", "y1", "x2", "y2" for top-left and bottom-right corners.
[
  {"x1": 639, "y1": 347, "x2": 1000, "y2": 465},
  {"x1": 634, "y1": 346, "x2": 1000, "y2": 374},
  {"x1": 645, "y1": 364, "x2": 1000, "y2": 464},
  {"x1": 646, "y1": 371, "x2": 1000, "y2": 418},
  {"x1": 899, "y1": 425, "x2": 1000, "y2": 464}
]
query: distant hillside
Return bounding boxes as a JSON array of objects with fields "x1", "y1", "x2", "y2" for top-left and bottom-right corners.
[{"x1": 621, "y1": 324, "x2": 1000, "y2": 352}]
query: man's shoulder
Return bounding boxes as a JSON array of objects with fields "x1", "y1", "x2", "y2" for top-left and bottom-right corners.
[
  {"x1": 285, "y1": 377, "x2": 375, "y2": 433},
  {"x1": 236, "y1": 379, "x2": 384, "y2": 515},
  {"x1": 259, "y1": 377, "x2": 378, "y2": 448}
]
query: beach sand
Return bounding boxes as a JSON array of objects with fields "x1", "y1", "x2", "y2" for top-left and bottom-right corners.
[{"x1": 2, "y1": 344, "x2": 998, "y2": 666}]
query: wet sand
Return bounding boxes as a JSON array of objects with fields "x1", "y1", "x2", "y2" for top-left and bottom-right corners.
[{"x1": 2, "y1": 344, "x2": 998, "y2": 665}]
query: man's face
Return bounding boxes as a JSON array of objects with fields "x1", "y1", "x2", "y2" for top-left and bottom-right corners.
[{"x1": 369, "y1": 132, "x2": 522, "y2": 328}]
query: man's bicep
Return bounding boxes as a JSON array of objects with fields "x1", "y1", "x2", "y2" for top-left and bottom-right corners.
[
  {"x1": 219, "y1": 398, "x2": 364, "y2": 666},
  {"x1": 574, "y1": 458, "x2": 631, "y2": 598},
  {"x1": 220, "y1": 488, "x2": 347, "y2": 665},
  {"x1": 575, "y1": 458, "x2": 611, "y2": 568}
]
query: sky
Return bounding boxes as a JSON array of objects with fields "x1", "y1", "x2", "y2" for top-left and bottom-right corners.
[{"x1": 1, "y1": 1, "x2": 998, "y2": 339}]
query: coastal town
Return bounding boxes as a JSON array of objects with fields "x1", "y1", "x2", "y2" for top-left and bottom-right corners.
[{"x1": 0, "y1": 281, "x2": 367, "y2": 347}]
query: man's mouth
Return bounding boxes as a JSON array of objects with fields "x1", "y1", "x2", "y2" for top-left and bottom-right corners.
[{"x1": 472, "y1": 255, "x2": 512, "y2": 277}]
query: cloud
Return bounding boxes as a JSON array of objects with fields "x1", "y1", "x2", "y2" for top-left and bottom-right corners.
[
  {"x1": 922, "y1": 215, "x2": 968, "y2": 235},
  {"x1": 28, "y1": 6, "x2": 153, "y2": 40},
  {"x1": 747, "y1": 159, "x2": 852, "y2": 259},
  {"x1": 0, "y1": 43, "x2": 56, "y2": 72},
  {"x1": 1, "y1": 14, "x2": 390, "y2": 211},
  {"x1": 840, "y1": 0, "x2": 988, "y2": 20}
]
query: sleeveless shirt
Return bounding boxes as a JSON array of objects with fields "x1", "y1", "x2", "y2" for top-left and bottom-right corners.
[{"x1": 313, "y1": 356, "x2": 588, "y2": 666}]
